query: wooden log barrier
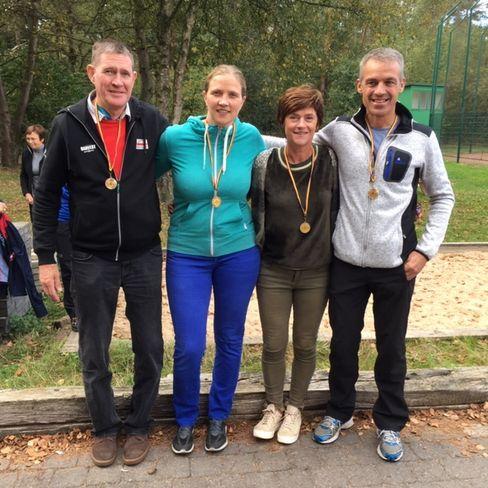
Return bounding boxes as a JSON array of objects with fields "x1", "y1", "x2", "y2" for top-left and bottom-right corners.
[{"x1": 0, "y1": 367, "x2": 486, "y2": 435}]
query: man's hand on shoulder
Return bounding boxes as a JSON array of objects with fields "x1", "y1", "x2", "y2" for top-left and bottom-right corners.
[
  {"x1": 404, "y1": 251, "x2": 428, "y2": 281},
  {"x1": 39, "y1": 264, "x2": 63, "y2": 302}
]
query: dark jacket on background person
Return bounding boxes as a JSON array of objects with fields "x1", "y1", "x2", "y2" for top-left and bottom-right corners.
[
  {"x1": 33, "y1": 96, "x2": 169, "y2": 265},
  {"x1": 0, "y1": 216, "x2": 47, "y2": 318},
  {"x1": 20, "y1": 147, "x2": 46, "y2": 196}
]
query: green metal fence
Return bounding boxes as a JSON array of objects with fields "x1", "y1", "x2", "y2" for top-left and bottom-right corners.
[{"x1": 430, "y1": 1, "x2": 488, "y2": 163}]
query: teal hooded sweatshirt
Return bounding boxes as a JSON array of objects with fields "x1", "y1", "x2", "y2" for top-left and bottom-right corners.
[{"x1": 156, "y1": 116, "x2": 265, "y2": 257}]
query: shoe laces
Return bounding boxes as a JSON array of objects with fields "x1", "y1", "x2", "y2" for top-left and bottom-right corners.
[
  {"x1": 208, "y1": 420, "x2": 225, "y2": 435},
  {"x1": 320, "y1": 416, "x2": 340, "y2": 432},
  {"x1": 282, "y1": 408, "x2": 300, "y2": 429},
  {"x1": 260, "y1": 405, "x2": 282, "y2": 426},
  {"x1": 378, "y1": 430, "x2": 401, "y2": 445}
]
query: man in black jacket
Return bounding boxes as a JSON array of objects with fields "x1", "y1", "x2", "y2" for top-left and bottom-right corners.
[{"x1": 34, "y1": 39, "x2": 168, "y2": 467}]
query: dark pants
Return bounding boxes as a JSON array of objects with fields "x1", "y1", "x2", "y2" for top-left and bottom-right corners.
[
  {"x1": 72, "y1": 245, "x2": 163, "y2": 437},
  {"x1": 56, "y1": 222, "x2": 76, "y2": 319},
  {"x1": 326, "y1": 258, "x2": 415, "y2": 431}
]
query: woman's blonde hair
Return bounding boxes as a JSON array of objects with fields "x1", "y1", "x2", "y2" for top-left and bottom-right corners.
[{"x1": 204, "y1": 65, "x2": 247, "y2": 97}]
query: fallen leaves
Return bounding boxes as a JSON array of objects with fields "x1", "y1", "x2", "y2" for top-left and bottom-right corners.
[{"x1": 0, "y1": 429, "x2": 92, "y2": 467}]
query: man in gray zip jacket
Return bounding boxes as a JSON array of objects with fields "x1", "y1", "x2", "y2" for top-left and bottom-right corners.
[{"x1": 311, "y1": 48, "x2": 454, "y2": 461}]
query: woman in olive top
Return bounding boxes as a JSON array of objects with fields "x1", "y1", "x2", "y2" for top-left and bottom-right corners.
[
  {"x1": 251, "y1": 85, "x2": 338, "y2": 444},
  {"x1": 156, "y1": 65, "x2": 265, "y2": 455}
]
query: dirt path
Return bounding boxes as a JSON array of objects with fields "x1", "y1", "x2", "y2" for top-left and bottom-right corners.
[{"x1": 112, "y1": 250, "x2": 488, "y2": 343}]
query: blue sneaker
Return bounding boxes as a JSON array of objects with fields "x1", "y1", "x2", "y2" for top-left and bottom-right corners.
[
  {"x1": 377, "y1": 429, "x2": 403, "y2": 462},
  {"x1": 313, "y1": 416, "x2": 354, "y2": 444}
]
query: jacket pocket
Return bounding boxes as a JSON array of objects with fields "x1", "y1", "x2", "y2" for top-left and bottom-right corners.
[{"x1": 383, "y1": 147, "x2": 412, "y2": 182}]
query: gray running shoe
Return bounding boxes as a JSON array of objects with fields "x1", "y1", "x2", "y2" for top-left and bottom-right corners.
[{"x1": 313, "y1": 416, "x2": 354, "y2": 444}]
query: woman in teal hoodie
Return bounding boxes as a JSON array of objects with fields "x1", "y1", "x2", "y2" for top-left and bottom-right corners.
[{"x1": 157, "y1": 65, "x2": 265, "y2": 455}]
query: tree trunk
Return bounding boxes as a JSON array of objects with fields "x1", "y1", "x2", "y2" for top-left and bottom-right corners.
[
  {"x1": 132, "y1": 0, "x2": 154, "y2": 103},
  {"x1": 172, "y1": 2, "x2": 197, "y2": 124},
  {"x1": 158, "y1": 0, "x2": 174, "y2": 117},
  {"x1": 0, "y1": 76, "x2": 14, "y2": 166},
  {"x1": 12, "y1": 2, "x2": 40, "y2": 143}
]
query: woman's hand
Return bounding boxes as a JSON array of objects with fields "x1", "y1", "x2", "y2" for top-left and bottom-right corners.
[
  {"x1": 0, "y1": 202, "x2": 7, "y2": 214},
  {"x1": 25, "y1": 193, "x2": 34, "y2": 205}
]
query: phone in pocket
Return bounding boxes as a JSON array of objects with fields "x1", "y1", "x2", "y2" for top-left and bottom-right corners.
[{"x1": 383, "y1": 147, "x2": 412, "y2": 182}]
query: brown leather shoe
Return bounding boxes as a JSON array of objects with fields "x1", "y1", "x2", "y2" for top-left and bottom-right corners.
[
  {"x1": 91, "y1": 435, "x2": 117, "y2": 467},
  {"x1": 123, "y1": 434, "x2": 150, "y2": 466}
]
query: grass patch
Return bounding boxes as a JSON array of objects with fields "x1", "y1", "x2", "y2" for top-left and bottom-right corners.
[
  {"x1": 1, "y1": 336, "x2": 486, "y2": 389},
  {"x1": 416, "y1": 161, "x2": 488, "y2": 242}
]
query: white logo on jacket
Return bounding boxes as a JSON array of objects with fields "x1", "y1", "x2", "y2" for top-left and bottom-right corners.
[
  {"x1": 136, "y1": 139, "x2": 149, "y2": 150},
  {"x1": 80, "y1": 144, "x2": 96, "y2": 153}
]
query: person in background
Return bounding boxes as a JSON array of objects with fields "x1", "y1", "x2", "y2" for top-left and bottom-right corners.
[
  {"x1": 56, "y1": 185, "x2": 78, "y2": 332},
  {"x1": 157, "y1": 65, "x2": 265, "y2": 455},
  {"x1": 20, "y1": 125, "x2": 46, "y2": 222},
  {"x1": 250, "y1": 85, "x2": 338, "y2": 445}
]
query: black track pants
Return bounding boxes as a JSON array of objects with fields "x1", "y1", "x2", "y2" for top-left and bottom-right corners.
[{"x1": 326, "y1": 258, "x2": 415, "y2": 431}]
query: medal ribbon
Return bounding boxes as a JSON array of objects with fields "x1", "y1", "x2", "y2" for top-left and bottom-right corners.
[
  {"x1": 365, "y1": 115, "x2": 397, "y2": 184},
  {"x1": 205, "y1": 122, "x2": 237, "y2": 195},
  {"x1": 283, "y1": 145, "x2": 317, "y2": 224},
  {"x1": 94, "y1": 101, "x2": 124, "y2": 180}
]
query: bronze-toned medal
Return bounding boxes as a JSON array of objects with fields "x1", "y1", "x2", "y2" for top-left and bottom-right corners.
[
  {"x1": 105, "y1": 177, "x2": 118, "y2": 190},
  {"x1": 211, "y1": 195, "x2": 222, "y2": 207},
  {"x1": 283, "y1": 146, "x2": 317, "y2": 236},
  {"x1": 365, "y1": 115, "x2": 397, "y2": 203},
  {"x1": 368, "y1": 187, "x2": 379, "y2": 200},
  {"x1": 94, "y1": 101, "x2": 124, "y2": 190}
]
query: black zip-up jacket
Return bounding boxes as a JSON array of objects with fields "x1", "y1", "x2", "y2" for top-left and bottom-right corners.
[
  {"x1": 33, "y1": 96, "x2": 169, "y2": 265},
  {"x1": 20, "y1": 146, "x2": 45, "y2": 196}
]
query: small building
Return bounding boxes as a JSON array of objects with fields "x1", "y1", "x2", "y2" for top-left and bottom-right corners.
[{"x1": 399, "y1": 84, "x2": 445, "y2": 133}]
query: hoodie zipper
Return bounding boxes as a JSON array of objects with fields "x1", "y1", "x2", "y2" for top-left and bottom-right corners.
[
  {"x1": 209, "y1": 128, "x2": 221, "y2": 257},
  {"x1": 115, "y1": 120, "x2": 135, "y2": 261},
  {"x1": 359, "y1": 130, "x2": 396, "y2": 267}
]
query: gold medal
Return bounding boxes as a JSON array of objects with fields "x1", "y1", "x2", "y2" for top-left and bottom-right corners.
[
  {"x1": 211, "y1": 195, "x2": 222, "y2": 208},
  {"x1": 300, "y1": 221, "x2": 311, "y2": 234},
  {"x1": 368, "y1": 187, "x2": 379, "y2": 200},
  {"x1": 105, "y1": 177, "x2": 118, "y2": 190}
]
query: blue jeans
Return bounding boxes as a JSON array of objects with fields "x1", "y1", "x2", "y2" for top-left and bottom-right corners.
[
  {"x1": 72, "y1": 245, "x2": 163, "y2": 436},
  {"x1": 166, "y1": 246, "x2": 260, "y2": 426}
]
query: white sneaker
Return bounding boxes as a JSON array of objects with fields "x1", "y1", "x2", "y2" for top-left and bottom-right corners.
[
  {"x1": 277, "y1": 405, "x2": 302, "y2": 444},
  {"x1": 253, "y1": 404, "x2": 283, "y2": 440}
]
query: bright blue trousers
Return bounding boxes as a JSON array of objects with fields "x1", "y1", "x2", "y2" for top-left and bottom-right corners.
[{"x1": 166, "y1": 246, "x2": 260, "y2": 427}]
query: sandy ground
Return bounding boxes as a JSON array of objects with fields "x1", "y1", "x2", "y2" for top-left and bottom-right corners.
[{"x1": 112, "y1": 250, "x2": 488, "y2": 343}]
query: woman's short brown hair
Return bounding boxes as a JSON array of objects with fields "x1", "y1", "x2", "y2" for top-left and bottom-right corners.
[
  {"x1": 25, "y1": 124, "x2": 46, "y2": 141},
  {"x1": 277, "y1": 85, "x2": 324, "y2": 128}
]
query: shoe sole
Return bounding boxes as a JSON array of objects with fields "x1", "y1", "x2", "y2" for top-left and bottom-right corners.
[
  {"x1": 204, "y1": 438, "x2": 228, "y2": 452},
  {"x1": 91, "y1": 452, "x2": 117, "y2": 468},
  {"x1": 253, "y1": 427, "x2": 280, "y2": 440},
  {"x1": 313, "y1": 417, "x2": 354, "y2": 445},
  {"x1": 123, "y1": 444, "x2": 151, "y2": 466},
  {"x1": 277, "y1": 433, "x2": 299, "y2": 444},
  {"x1": 377, "y1": 444, "x2": 403, "y2": 462},
  {"x1": 171, "y1": 443, "x2": 194, "y2": 455}
]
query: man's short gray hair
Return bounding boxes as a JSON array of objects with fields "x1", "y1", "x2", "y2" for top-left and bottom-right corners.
[
  {"x1": 359, "y1": 48, "x2": 405, "y2": 79},
  {"x1": 91, "y1": 39, "x2": 134, "y2": 69}
]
